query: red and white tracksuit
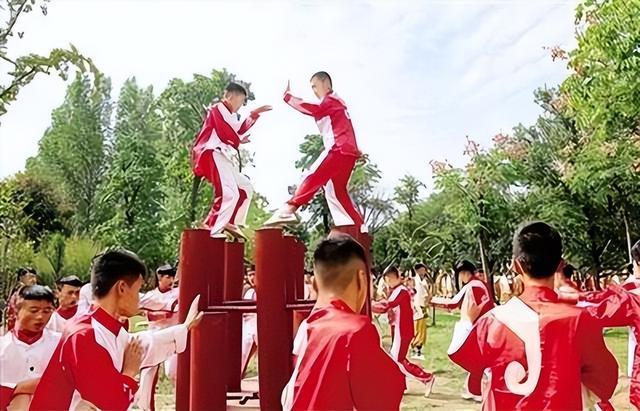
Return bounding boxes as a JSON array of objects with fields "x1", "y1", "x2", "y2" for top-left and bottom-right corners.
[
  {"x1": 372, "y1": 285, "x2": 434, "y2": 385},
  {"x1": 192, "y1": 101, "x2": 260, "y2": 234},
  {"x1": 284, "y1": 91, "x2": 366, "y2": 231}
]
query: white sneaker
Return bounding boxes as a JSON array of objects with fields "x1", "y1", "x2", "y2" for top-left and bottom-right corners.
[
  {"x1": 210, "y1": 232, "x2": 227, "y2": 239},
  {"x1": 461, "y1": 391, "x2": 482, "y2": 402},
  {"x1": 263, "y1": 210, "x2": 299, "y2": 227},
  {"x1": 224, "y1": 224, "x2": 247, "y2": 239},
  {"x1": 412, "y1": 353, "x2": 425, "y2": 360}
]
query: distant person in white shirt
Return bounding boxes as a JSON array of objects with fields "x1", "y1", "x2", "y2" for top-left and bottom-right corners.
[{"x1": 47, "y1": 275, "x2": 84, "y2": 333}]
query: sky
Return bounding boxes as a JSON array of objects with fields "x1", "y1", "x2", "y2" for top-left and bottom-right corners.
[{"x1": 0, "y1": 0, "x2": 579, "y2": 207}]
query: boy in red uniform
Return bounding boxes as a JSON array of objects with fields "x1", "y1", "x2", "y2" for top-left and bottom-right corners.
[
  {"x1": 448, "y1": 222, "x2": 618, "y2": 410},
  {"x1": 265, "y1": 72, "x2": 366, "y2": 232},
  {"x1": 191, "y1": 82, "x2": 271, "y2": 238},
  {"x1": 281, "y1": 236, "x2": 405, "y2": 410},
  {"x1": 372, "y1": 266, "x2": 435, "y2": 397}
]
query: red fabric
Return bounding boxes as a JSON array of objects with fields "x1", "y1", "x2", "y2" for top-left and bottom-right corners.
[
  {"x1": 284, "y1": 91, "x2": 361, "y2": 157},
  {"x1": 582, "y1": 284, "x2": 640, "y2": 408},
  {"x1": 191, "y1": 103, "x2": 259, "y2": 177},
  {"x1": 0, "y1": 386, "x2": 15, "y2": 410},
  {"x1": 56, "y1": 305, "x2": 78, "y2": 320},
  {"x1": 431, "y1": 277, "x2": 495, "y2": 322},
  {"x1": 449, "y1": 286, "x2": 618, "y2": 410},
  {"x1": 229, "y1": 187, "x2": 248, "y2": 224},
  {"x1": 13, "y1": 328, "x2": 43, "y2": 345},
  {"x1": 287, "y1": 151, "x2": 364, "y2": 226},
  {"x1": 201, "y1": 152, "x2": 223, "y2": 228},
  {"x1": 29, "y1": 308, "x2": 138, "y2": 411},
  {"x1": 286, "y1": 299, "x2": 405, "y2": 410}
]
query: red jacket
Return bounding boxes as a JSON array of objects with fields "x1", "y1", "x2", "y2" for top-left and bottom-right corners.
[
  {"x1": 282, "y1": 299, "x2": 404, "y2": 410},
  {"x1": 284, "y1": 91, "x2": 361, "y2": 157}
]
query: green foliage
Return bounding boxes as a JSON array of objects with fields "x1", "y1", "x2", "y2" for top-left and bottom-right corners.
[{"x1": 0, "y1": 0, "x2": 99, "y2": 118}]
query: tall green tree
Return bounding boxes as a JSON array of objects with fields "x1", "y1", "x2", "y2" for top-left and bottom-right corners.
[
  {"x1": 98, "y1": 78, "x2": 166, "y2": 265},
  {"x1": 394, "y1": 174, "x2": 424, "y2": 221},
  {"x1": 28, "y1": 72, "x2": 111, "y2": 232}
]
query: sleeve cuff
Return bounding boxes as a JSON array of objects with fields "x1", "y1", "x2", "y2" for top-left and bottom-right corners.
[
  {"x1": 283, "y1": 92, "x2": 292, "y2": 102},
  {"x1": 122, "y1": 375, "x2": 139, "y2": 394}
]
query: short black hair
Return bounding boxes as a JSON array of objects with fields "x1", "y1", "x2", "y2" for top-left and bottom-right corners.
[
  {"x1": 225, "y1": 82, "x2": 247, "y2": 96},
  {"x1": 513, "y1": 221, "x2": 562, "y2": 279},
  {"x1": 57, "y1": 275, "x2": 84, "y2": 288},
  {"x1": 313, "y1": 235, "x2": 366, "y2": 289},
  {"x1": 16, "y1": 267, "x2": 37, "y2": 281},
  {"x1": 632, "y1": 240, "x2": 640, "y2": 265},
  {"x1": 414, "y1": 263, "x2": 427, "y2": 271},
  {"x1": 454, "y1": 260, "x2": 476, "y2": 275},
  {"x1": 383, "y1": 265, "x2": 400, "y2": 278},
  {"x1": 91, "y1": 249, "x2": 147, "y2": 298},
  {"x1": 18, "y1": 285, "x2": 55, "y2": 305},
  {"x1": 156, "y1": 264, "x2": 176, "y2": 277},
  {"x1": 310, "y1": 71, "x2": 332, "y2": 88},
  {"x1": 562, "y1": 264, "x2": 575, "y2": 279}
]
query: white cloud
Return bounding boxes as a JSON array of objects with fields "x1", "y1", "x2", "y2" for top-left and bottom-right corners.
[{"x1": 0, "y1": 0, "x2": 579, "y2": 206}]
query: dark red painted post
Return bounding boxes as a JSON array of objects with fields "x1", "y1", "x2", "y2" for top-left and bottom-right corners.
[
  {"x1": 224, "y1": 241, "x2": 245, "y2": 392},
  {"x1": 255, "y1": 228, "x2": 291, "y2": 410},
  {"x1": 190, "y1": 312, "x2": 227, "y2": 411},
  {"x1": 176, "y1": 230, "x2": 225, "y2": 411}
]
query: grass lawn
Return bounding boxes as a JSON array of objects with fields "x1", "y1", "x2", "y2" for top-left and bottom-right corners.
[{"x1": 152, "y1": 311, "x2": 632, "y2": 410}]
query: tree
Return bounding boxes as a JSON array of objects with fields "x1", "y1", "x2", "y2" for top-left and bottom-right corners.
[
  {"x1": 394, "y1": 174, "x2": 424, "y2": 221},
  {"x1": 0, "y1": 0, "x2": 99, "y2": 118},
  {"x1": 98, "y1": 78, "x2": 166, "y2": 265},
  {"x1": 28, "y1": 72, "x2": 111, "y2": 232}
]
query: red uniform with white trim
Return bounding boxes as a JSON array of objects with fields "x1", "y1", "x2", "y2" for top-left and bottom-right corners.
[
  {"x1": 284, "y1": 91, "x2": 365, "y2": 231},
  {"x1": 281, "y1": 299, "x2": 405, "y2": 411},
  {"x1": 0, "y1": 328, "x2": 60, "y2": 410},
  {"x1": 372, "y1": 285, "x2": 434, "y2": 385},
  {"x1": 29, "y1": 307, "x2": 188, "y2": 411},
  {"x1": 430, "y1": 277, "x2": 495, "y2": 317},
  {"x1": 580, "y1": 281, "x2": 640, "y2": 408},
  {"x1": 448, "y1": 286, "x2": 617, "y2": 410},
  {"x1": 192, "y1": 101, "x2": 261, "y2": 235}
]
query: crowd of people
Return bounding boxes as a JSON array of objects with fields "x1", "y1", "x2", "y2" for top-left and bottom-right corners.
[{"x1": 0, "y1": 223, "x2": 638, "y2": 410}]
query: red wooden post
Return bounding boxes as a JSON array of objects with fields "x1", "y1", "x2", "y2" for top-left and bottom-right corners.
[
  {"x1": 255, "y1": 228, "x2": 292, "y2": 410},
  {"x1": 190, "y1": 312, "x2": 227, "y2": 411},
  {"x1": 176, "y1": 230, "x2": 225, "y2": 411},
  {"x1": 224, "y1": 241, "x2": 244, "y2": 392}
]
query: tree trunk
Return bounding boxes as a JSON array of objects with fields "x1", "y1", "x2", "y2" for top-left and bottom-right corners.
[{"x1": 623, "y1": 206, "x2": 632, "y2": 263}]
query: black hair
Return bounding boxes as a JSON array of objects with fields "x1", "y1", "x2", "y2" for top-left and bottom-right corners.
[
  {"x1": 454, "y1": 260, "x2": 476, "y2": 275},
  {"x1": 16, "y1": 267, "x2": 37, "y2": 281},
  {"x1": 562, "y1": 264, "x2": 575, "y2": 280},
  {"x1": 91, "y1": 249, "x2": 147, "y2": 298},
  {"x1": 414, "y1": 263, "x2": 427, "y2": 271},
  {"x1": 310, "y1": 71, "x2": 332, "y2": 88},
  {"x1": 156, "y1": 264, "x2": 176, "y2": 277},
  {"x1": 57, "y1": 275, "x2": 84, "y2": 288},
  {"x1": 383, "y1": 265, "x2": 400, "y2": 278},
  {"x1": 632, "y1": 240, "x2": 640, "y2": 265},
  {"x1": 18, "y1": 285, "x2": 55, "y2": 305},
  {"x1": 313, "y1": 235, "x2": 366, "y2": 288},
  {"x1": 225, "y1": 82, "x2": 247, "y2": 96},
  {"x1": 512, "y1": 221, "x2": 562, "y2": 279}
]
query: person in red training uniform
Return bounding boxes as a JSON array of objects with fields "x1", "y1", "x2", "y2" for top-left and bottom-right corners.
[
  {"x1": 555, "y1": 263, "x2": 581, "y2": 295},
  {"x1": 265, "y1": 72, "x2": 366, "y2": 233},
  {"x1": 281, "y1": 236, "x2": 405, "y2": 411},
  {"x1": 1, "y1": 286, "x2": 60, "y2": 410},
  {"x1": 46, "y1": 275, "x2": 84, "y2": 333},
  {"x1": 448, "y1": 221, "x2": 618, "y2": 410},
  {"x1": 30, "y1": 249, "x2": 203, "y2": 411},
  {"x1": 572, "y1": 239, "x2": 640, "y2": 409},
  {"x1": 191, "y1": 82, "x2": 272, "y2": 238},
  {"x1": 372, "y1": 266, "x2": 435, "y2": 397},
  {"x1": 431, "y1": 260, "x2": 495, "y2": 401}
]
